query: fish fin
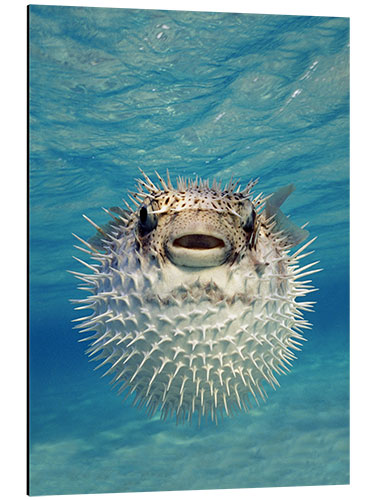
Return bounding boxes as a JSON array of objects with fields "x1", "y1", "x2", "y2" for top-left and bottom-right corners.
[
  {"x1": 88, "y1": 207, "x2": 131, "y2": 251},
  {"x1": 108, "y1": 206, "x2": 131, "y2": 218},
  {"x1": 265, "y1": 185, "x2": 309, "y2": 247}
]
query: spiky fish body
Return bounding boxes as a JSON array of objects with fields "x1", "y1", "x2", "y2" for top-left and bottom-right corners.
[{"x1": 71, "y1": 172, "x2": 320, "y2": 424}]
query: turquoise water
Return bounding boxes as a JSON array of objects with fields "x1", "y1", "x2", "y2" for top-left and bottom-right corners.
[{"x1": 28, "y1": 5, "x2": 349, "y2": 496}]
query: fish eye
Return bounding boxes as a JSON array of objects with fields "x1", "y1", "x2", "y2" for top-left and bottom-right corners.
[
  {"x1": 140, "y1": 206, "x2": 148, "y2": 225},
  {"x1": 138, "y1": 205, "x2": 158, "y2": 235},
  {"x1": 241, "y1": 205, "x2": 256, "y2": 233}
]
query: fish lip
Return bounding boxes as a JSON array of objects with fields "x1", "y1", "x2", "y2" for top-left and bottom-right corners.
[{"x1": 165, "y1": 231, "x2": 231, "y2": 268}]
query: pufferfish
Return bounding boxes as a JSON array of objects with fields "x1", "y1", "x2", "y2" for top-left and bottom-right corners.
[{"x1": 71, "y1": 171, "x2": 320, "y2": 425}]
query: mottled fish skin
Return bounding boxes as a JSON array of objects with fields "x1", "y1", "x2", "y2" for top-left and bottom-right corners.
[{"x1": 71, "y1": 172, "x2": 320, "y2": 425}]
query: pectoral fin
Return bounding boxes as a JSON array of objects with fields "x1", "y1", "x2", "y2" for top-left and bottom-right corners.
[
  {"x1": 265, "y1": 184, "x2": 309, "y2": 247},
  {"x1": 88, "y1": 207, "x2": 131, "y2": 251}
]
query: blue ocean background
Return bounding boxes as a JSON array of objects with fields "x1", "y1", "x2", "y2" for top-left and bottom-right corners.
[{"x1": 28, "y1": 5, "x2": 349, "y2": 496}]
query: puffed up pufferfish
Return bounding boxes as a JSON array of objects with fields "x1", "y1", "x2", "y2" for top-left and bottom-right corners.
[{"x1": 70, "y1": 171, "x2": 320, "y2": 425}]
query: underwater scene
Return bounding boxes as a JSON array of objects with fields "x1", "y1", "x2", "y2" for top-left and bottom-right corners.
[{"x1": 28, "y1": 5, "x2": 349, "y2": 496}]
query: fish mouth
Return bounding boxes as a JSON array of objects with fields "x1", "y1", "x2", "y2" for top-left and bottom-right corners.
[
  {"x1": 173, "y1": 234, "x2": 225, "y2": 250},
  {"x1": 166, "y1": 233, "x2": 230, "y2": 268}
]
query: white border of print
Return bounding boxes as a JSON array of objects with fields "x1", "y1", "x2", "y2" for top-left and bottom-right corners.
[{"x1": 1, "y1": 1, "x2": 373, "y2": 500}]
